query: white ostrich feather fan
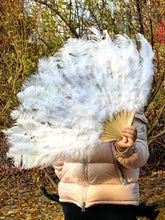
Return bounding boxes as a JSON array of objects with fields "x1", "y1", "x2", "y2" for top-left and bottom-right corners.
[{"x1": 4, "y1": 27, "x2": 155, "y2": 169}]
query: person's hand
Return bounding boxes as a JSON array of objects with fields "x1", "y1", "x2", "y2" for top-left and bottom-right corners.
[{"x1": 116, "y1": 125, "x2": 137, "y2": 152}]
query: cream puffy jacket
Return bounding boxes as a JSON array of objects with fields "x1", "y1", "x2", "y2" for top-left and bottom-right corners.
[{"x1": 53, "y1": 112, "x2": 149, "y2": 210}]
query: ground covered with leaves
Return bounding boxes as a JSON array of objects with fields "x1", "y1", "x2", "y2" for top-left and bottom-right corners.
[
  {"x1": 0, "y1": 165, "x2": 165, "y2": 220},
  {"x1": 0, "y1": 167, "x2": 64, "y2": 220}
]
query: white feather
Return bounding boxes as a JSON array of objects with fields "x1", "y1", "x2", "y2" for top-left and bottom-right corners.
[{"x1": 3, "y1": 28, "x2": 154, "y2": 169}]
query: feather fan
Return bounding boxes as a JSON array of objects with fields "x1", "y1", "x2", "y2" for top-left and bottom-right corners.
[{"x1": 3, "y1": 27, "x2": 154, "y2": 169}]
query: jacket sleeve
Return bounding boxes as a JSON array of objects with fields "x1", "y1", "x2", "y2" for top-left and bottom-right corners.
[
  {"x1": 52, "y1": 161, "x2": 64, "y2": 180},
  {"x1": 112, "y1": 112, "x2": 149, "y2": 169}
]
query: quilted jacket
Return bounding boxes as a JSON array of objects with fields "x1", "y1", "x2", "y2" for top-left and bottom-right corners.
[{"x1": 53, "y1": 112, "x2": 149, "y2": 210}]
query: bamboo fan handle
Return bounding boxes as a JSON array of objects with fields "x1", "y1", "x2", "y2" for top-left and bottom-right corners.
[{"x1": 122, "y1": 111, "x2": 135, "y2": 143}]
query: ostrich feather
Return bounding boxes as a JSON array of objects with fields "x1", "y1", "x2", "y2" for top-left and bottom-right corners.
[{"x1": 3, "y1": 28, "x2": 155, "y2": 169}]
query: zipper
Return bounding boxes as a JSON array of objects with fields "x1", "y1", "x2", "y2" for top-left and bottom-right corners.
[
  {"x1": 81, "y1": 201, "x2": 86, "y2": 212},
  {"x1": 81, "y1": 157, "x2": 88, "y2": 212},
  {"x1": 117, "y1": 162, "x2": 127, "y2": 185},
  {"x1": 111, "y1": 145, "x2": 127, "y2": 185}
]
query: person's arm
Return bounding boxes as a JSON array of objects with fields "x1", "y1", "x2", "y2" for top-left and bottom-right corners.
[{"x1": 112, "y1": 112, "x2": 149, "y2": 169}]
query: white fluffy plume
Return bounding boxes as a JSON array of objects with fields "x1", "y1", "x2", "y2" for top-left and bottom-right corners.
[{"x1": 4, "y1": 28, "x2": 154, "y2": 169}]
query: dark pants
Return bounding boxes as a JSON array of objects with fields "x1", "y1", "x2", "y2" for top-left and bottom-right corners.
[{"x1": 62, "y1": 203, "x2": 137, "y2": 220}]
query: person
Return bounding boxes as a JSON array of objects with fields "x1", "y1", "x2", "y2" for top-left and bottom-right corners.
[{"x1": 52, "y1": 111, "x2": 149, "y2": 220}]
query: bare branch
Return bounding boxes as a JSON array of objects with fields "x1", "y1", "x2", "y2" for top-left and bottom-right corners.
[
  {"x1": 43, "y1": 169, "x2": 58, "y2": 193},
  {"x1": 148, "y1": 129, "x2": 165, "y2": 145},
  {"x1": 136, "y1": 0, "x2": 144, "y2": 34},
  {"x1": 147, "y1": 104, "x2": 165, "y2": 136},
  {"x1": 147, "y1": 71, "x2": 165, "y2": 107},
  {"x1": 34, "y1": 0, "x2": 79, "y2": 38}
]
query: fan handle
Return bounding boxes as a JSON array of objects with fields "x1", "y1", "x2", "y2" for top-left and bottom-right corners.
[{"x1": 122, "y1": 111, "x2": 135, "y2": 143}]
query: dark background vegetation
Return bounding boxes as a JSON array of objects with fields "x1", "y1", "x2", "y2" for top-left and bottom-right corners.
[{"x1": 0, "y1": 0, "x2": 164, "y2": 219}]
